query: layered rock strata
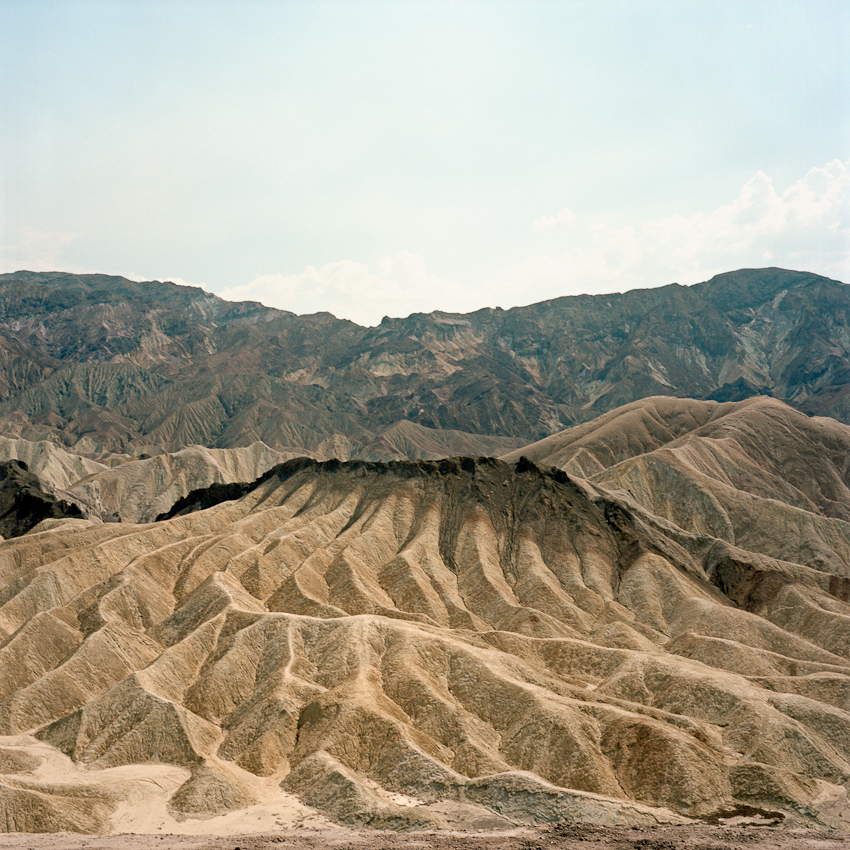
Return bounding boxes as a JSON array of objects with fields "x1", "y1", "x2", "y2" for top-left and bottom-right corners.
[{"x1": 0, "y1": 452, "x2": 848, "y2": 831}]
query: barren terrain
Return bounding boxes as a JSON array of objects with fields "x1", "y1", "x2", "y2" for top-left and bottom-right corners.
[
  {"x1": 1, "y1": 822, "x2": 847, "y2": 850},
  {"x1": 0, "y1": 396, "x2": 848, "y2": 836},
  {"x1": 1, "y1": 268, "x2": 849, "y2": 456}
]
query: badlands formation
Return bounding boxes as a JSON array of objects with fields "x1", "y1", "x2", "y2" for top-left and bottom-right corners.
[
  {"x1": 0, "y1": 435, "x2": 291, "y2": 524},
  {"x1": 0, "y1": 396, "x2": 849, "y2": 835}
]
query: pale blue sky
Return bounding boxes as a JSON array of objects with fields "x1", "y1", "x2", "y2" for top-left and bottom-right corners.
[{"x1": 2, "y1": 0, "x2": 848, "y2": 324}]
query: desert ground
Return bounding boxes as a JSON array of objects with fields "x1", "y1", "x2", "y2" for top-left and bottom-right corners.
[
  {"x1": 3, "y1": 397, "x2": 850, "y2": 836},
  {"x1": 1, "y1": 823, "x2": 848, "y2": 850}
]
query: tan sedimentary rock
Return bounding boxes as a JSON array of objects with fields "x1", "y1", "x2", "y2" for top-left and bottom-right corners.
[
  {"x1": 0, "y1": 428, "x2": 848, "y2": 832},
  {"x1": 0, "y1": 431, "x2": 521, "y2": 525},
  {"x1": 0, "y1": 436, "x2": 290, "y2": 524}
]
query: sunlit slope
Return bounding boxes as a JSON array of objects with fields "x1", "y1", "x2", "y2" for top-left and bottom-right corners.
[
  {"x1": 0, "y1": 429, "x2": 521, "y2": 526},
  {"x1": 1, "y1": 455, "x2": 848, "y2": 831},
  {"x1": 504, "y1": 396, "x2": 850, "y2": 574},
  {"x1": 0, "y1": 436, "x2": 291, "y2": 523}
]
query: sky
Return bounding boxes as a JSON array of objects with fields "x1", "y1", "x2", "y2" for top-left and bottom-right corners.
[{"x1": 1, "y1": 0, "x2": 848, "y2": 326}]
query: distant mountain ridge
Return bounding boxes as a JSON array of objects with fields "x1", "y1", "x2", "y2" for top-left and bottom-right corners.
[{"x1": 0, "y1": 267, "x2": 847, "y2": 456}]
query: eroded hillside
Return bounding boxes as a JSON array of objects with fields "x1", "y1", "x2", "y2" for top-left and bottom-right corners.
[{"x1": 1, "y1": 429, "x2": 848, "y2": 832}]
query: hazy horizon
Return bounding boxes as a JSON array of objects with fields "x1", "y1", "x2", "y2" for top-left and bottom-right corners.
[{"x1": 2, "y1": 263, "x2": 845, "y2": 329}]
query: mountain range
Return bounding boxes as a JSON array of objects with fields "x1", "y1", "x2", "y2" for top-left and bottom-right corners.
[{"x1": 0, "y1": 268, "x2": 848, "y2": 457}]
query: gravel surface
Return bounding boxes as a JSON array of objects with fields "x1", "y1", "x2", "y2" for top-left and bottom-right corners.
[{"x1": 1, "y1": 824, "x2": 847, "y2": 850}]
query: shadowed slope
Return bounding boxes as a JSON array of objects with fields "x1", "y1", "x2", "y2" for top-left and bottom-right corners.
[
  {"x1": 0, "y1": 429, "x2": 522, "y2": 525},
  {"x1": 0, "y1": 268, "x2": 848, "y2": 454},
  {"x1": 0, "y1": 460, "x2": 84, "y2": 539}
]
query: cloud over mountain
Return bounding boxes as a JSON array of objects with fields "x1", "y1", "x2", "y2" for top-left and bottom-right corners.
[{"x1": 504, "y1": 160, "x2": 850, "y2": 307}]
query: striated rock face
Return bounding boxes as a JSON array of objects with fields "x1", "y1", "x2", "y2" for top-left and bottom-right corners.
[
  {"x1": 0, "y1": 435, "x2": 293, "y2": 524},
  {"x1": 0, "y1": 433, "x2": 523, "y2": 525},
  {"x1": 1, "y1": 422, "x2": 849, "y2": 832},
  {"x1": 0, "y1": 268, "x2": 848, "y2": 454},
  {"x1": 504, "y1": 395, "x2": 850, "y2": 575}
]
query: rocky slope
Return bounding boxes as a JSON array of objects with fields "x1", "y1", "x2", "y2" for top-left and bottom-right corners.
[
  {"x1": 504, "y1": 396, "x2": 850, "y2": 574},
  {"x1": 0, "y1": 268, "x2": 847, "y2": 455},
  {"x1": 1, "y1": 396, "x2": 849, "y2": 833},
  {"x1": 0, "y1": 435, "x2": 291, "y2": 524},
  {"x1": 0, "y1": 460, "x2": 83, "y2": 539},
  {"x1": 0, "y1": 427, "x2": 520, "y2": 525}
]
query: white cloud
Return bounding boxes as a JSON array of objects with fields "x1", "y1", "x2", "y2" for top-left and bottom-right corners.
[
  {"x1": 218, "y1": 160, "x2": 849, "y2": 322},
  {"x1": 218, "y1": 252, "x2": 489, "y2": 326},
  {"x1": 532, "y1": 207, "x2": 577, "y2": 231},
  {"x1": 509, "y1": 159, "x2": 850, "y2": 298},
  {"x1": 0, "y1": 227, "x2": 76, "y2": 273}
]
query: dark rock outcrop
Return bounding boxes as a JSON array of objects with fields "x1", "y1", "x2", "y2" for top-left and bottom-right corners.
[{"x1": 0, "y1": 460, "x2": 84, "y2": 538}]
